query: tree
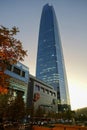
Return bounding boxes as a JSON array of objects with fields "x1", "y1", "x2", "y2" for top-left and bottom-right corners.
[
  {"x1": 0, "y1": 72, "x2": 10, "y2": 94},
  {"x1": 0, "y1": 25, "x2": 27, "y2": 93},
  {"x1": 0, "y1": 94, "x2": 10, "y2": 116},
  {"x1": 6, "y1": 91, "x2": 26, "y2": 122}
]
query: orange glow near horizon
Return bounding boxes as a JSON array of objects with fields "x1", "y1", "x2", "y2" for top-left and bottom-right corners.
[{"x1": 68, "y1": 80, "x2": 87, "y2": 110}]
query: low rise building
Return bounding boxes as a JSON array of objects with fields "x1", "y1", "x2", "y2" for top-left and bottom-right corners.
[
  {"x1": 27, "y1": 74, "x2": 58, "y2": 114},
  {"x1": 5, "y1": 62, "x2": 29, "y2": 103},
  {"x1": 5, "y1": 62, "x2": 58, "y2": 113}
]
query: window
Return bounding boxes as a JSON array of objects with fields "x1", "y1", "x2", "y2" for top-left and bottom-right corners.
[
  {"x1": 50, "y1": 91, "x2": 52, "y2": 96},
  {"x1": 41, "y1": 87, "x2": 45, "y2": 92},
  {"x1": 45, "y1": 89, "x2": 49, "y2": 94},
  {"x1": 35, "y1": 85, "x2": 40, "y2": 91},
  {"x1": 7, "y1": 64, "x2": 12, "y2": 71},
  {"x1": 54, "y1": 93, "x2": 56, "y2": 97},
  {"x1": 13, "y1": 67, "x2": 21, "y2": 75},
  {"x1": 22, "y1": 71, "x2": 25, "y2": 77}
]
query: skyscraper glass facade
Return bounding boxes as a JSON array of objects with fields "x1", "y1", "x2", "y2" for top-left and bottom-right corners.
[{"x1": 36, "y1": 4, "x2": 70, "y2": 110}]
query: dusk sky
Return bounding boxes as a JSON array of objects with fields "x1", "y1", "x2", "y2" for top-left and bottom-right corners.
[{"x1": 0, "y1": 0, "x2": 87, "y2": 110}]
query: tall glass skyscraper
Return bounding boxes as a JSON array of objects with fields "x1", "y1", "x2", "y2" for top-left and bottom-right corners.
[{"x1": 36, "y1": 4, "x2": 70, "y2": 111}]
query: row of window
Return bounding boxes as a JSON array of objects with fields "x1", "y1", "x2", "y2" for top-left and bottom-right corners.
[
  {"x1": 35, "y1": 84, "x2": 56, "y2": 97},
  {"x1": 7, "y1": 64, "x2": 25, "y2": 77}
]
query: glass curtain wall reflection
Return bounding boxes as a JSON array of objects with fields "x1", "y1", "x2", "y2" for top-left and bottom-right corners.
[{"x1": 36, "y1": 4, "x2": 70, "y2": 111}]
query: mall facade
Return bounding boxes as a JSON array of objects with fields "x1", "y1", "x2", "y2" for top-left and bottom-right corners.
[{"x1": 5, "y1": 62, "x2": 58, "y2": 113}]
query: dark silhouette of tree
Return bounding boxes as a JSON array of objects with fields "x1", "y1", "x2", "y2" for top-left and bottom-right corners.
[
  {"x1": 6, "y1": 91, "x2": 25, "y2": 122},
  {"x1": 0, "y1": 94, "x2": 10, "y2": 116}
]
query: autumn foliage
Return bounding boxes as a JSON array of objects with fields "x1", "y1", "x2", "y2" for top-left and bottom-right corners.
[
  {"x1": 0, "y1": 25, "x2": 27, "y2": 94},
  {"x1": 0, "y1": 72, "x2": 10, "y2": 94}
]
